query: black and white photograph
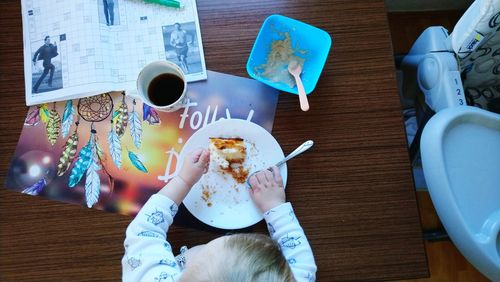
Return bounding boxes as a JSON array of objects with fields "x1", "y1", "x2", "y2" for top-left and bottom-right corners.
[
  {"x1": 31, "y1": 35, "x2": 63, "y2": 94},
  {"x1": 162, "y1": 21, "x2": 203, "y2": 74},
  {"x1": 98, "y1": 0, "x2": 120, "y2": 26}
]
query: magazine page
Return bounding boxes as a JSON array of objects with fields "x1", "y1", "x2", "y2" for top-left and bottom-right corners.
[
  {"x1": 22, "y1": 0, "x2": 207, "y2": 106},
  {"x1": 22, "y1": 0, "x2": 114, "y2": 105},
  {"x1": 105, "y1": 0, "x2": 207, "y2": 88}
]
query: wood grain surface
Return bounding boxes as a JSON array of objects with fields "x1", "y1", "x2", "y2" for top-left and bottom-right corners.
[{"x1": 0, "y1": 0, "x2": 428, "y2": 281}]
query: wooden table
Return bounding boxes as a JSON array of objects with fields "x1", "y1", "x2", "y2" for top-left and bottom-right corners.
[{"x1": 0, "y1": 0, "x2": 428, "y2": 280}]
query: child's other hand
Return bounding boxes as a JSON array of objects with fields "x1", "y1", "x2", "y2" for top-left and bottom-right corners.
[
  {"x1": 248, "y1": 166, "x2": 285, "y2": 213},
  {"x1": 178, "y1": 148, "x2": 210, "y2": 187}
]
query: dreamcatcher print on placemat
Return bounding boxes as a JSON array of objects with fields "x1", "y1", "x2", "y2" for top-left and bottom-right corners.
[
  {"x1": 23, "y1": 92, "x2": 151, "y2": 206},
  {"x1": 127, "y1": 99, "x2": 147, "y2": 173},
  {"x1": 61, "y1": 100, "x2": 76, "y2": 138},
  {"x1": 76, "y1": 93, "x2": 115, "y2": 207},
  {"x1": 57, "y1": 116, "x2": 80, "y2": 177},
  {"x1": 143, "y1": 103, "x2": 161, "y2": 125},
  {"x1": 78, "y1": 93, "x2": 113, "y2": 122},
  {"x1": 46, "y1": 102, "x2": 61, "y2": 146},
  {"x1": 113, "y1": 93, "x2": 129, "y2": 137},
  {"x1": 109, "y1": 94, "x2": 148, "y2": 173}
]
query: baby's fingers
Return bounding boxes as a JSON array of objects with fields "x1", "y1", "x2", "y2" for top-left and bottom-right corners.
[
  {"x1": 249, "y1": 175, "x2": 260, "y2": 189},
  {"x1": 264, "y1": 169, "x2": 274, "y2": 183},
  {"x1": 199, "y1": 149, "x2": 210, "y2": 165},
  {"x1": 271, "y1": 166, "x2": 283, "y2": 186},
  {"x1": 255, "y1": 171, "x2": 268, "y2": 185},
  {"x1": 189, "y1": 148, "x2": 204, "y2": 163}
]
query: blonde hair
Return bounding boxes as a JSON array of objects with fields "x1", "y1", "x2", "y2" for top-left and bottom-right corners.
[{"x1": 180, "y1": 233, "x2": 295, "y2": 282}]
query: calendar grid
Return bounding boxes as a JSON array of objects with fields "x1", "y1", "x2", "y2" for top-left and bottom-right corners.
[{"x1": 22, "y1": 0, "x2": 207, "y2": 105}]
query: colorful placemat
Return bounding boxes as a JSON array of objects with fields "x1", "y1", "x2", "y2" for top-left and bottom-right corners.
[{"x1": 5, "y1": 70, "x2": 279, "y2": 216}]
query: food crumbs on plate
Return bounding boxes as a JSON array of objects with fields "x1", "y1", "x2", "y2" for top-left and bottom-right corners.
[
  {"x1": 222, "y1": 164, "x2": 249, "y2": 184},
  {"x1": 230, "y1": 183, "x2": 240, "y2": 193},
  {"x1": 255, "y1": 31, "x2": 306, "y2": 87},
  {"x1": 201, "y1": 185, "x2": 214, "y2": 207},
  {"x1": 233, "y1": 196, "x2": 240, "y2": 204}
]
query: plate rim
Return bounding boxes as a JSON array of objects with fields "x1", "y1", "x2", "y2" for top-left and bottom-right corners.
[{"x1": 178, "y1": 118, "x2": 287, "y2": 229}]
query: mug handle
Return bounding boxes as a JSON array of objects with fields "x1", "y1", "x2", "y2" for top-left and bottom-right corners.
[{"x1": 179, "y1": 95, "x2": 191, "y2": 108}]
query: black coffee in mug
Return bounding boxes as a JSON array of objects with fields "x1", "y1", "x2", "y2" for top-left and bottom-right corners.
[{"x1": 147, "y1": 73, "x2": 185, "y2": 107}]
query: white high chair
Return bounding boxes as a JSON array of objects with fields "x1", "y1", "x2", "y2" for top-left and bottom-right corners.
[{"x1": 400, "y1": 0, "x2": 500, "y2": 280}]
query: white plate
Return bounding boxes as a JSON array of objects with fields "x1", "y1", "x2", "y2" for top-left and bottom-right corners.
[{"x1": 178, "y1": 118, "x2": 287, "y2": 229}]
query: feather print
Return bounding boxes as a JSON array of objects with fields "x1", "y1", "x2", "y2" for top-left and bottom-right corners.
[
  {"x1": 128, "y1": 150, "x2": 148, "y2": 173},
  {"x1": 142, "y1": 103, "x2": 151, "y2": 120},
  {"x1": 107, "y1": 122, "x2": 122, "y2": 168},
  {"x1": 57, "y1": 130, "x2": 79, "y2": 176},
  {"x1": 113, "y1": 101, "x2": 129, "y2": 137},
  {"x1": 96, "y1": 140, "x2": 106, "y2": 163},
  {"x1": 61, "y1": 100, "x2": 75, "y2": 138},
  {"x1": 148, "y1": 108, "x2": 160, "y2": 125},
  {"x1": 24, "y1": 106, "x2": 40, "y2": 126},
  {"x1": 94, "y1": 131, "x2": 115, "y2": 194},
  {"x1": 92, "y1": 132, "x2": 114, "y2": 194},
  {"x1": 39, "y1": 104, "x2": 50, "y2": 124},
  {"x1": 84, "y1": 147, "x2": 101, "y2": 208},
  {"x1": 130, "y1": 109, "x2": 142, "y2": 149},
  {"x1": 22, "y1": 178, "x2": 47, "y2": 196},
  {"x1": 46, "y1": 109, "x2": 61, "y2": 145},
  {"x1": 143, "y1": 103, "x2": 161, "y2": 125},
  {"x1": 68, "y1": 134, "x2": 94, "y2": 187}
]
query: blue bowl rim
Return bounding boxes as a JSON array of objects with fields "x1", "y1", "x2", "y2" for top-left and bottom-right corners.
[{"x1": 246, "y1": 14, "x2": 332, "y2": 95}]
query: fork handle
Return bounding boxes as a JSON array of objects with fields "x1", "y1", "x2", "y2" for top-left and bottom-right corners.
[{"x1": 275, "y1": 140, "x2": 314, "y2": 168}]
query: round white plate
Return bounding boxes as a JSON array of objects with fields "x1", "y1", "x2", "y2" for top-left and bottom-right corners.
[{"x1": 178, "y1": 118, "x2": 287, "y2": 229}]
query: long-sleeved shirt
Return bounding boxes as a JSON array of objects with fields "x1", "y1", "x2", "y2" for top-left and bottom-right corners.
[
  {"x1": 33, "y1": 44, "x2": 57, "y2": 64},
  {"x1": 122, "y1": 194, "x2": 317, "y2": 281}
]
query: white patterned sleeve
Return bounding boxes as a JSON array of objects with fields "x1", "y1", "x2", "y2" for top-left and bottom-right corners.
[
  {"x1": 122, "y1": 194, "x2": 182, "y2": 282},
  {"x1": 263, "y1": 202, "x2": 317, "y2": 282}
]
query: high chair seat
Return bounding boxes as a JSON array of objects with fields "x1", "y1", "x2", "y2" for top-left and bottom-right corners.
[
  {"x1": 421, "y1": 105, "x2": 500, "y2": 280},
  {"x1": 398, "y1": 0, "x2": 500, "y2": 279}
]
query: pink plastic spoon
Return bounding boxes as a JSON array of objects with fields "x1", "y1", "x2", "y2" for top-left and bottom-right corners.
[{"x1": 288, "y1": 60, "x2": 310, "y2": 112}]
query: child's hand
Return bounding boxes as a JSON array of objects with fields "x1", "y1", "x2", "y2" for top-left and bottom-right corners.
[
  {"x1": 248, "y1": 166, "x2": 285, "y2": 213},
  {"x1": 178, "y1": 148, "x2": 210, "y2": 187},
  {"x1": 158, "y1": 148, "x2": 209, "y2": 205}
]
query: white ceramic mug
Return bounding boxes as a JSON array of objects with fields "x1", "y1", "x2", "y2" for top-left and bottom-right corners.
[{"x1": 133, "y1": 60, "x2": 188, "y2": 112}]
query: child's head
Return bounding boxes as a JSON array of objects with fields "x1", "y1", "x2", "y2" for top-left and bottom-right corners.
[{"x1": 180, "y1": 233, "x2": 295, "y2": 282}]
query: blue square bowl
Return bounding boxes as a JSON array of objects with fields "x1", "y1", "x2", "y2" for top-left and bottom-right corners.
[{"x1": 246, "y1": 14, "x2": 332, "y2": 95}]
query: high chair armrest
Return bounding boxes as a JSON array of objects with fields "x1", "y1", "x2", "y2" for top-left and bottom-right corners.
[{"x1": 417, "y1": 52, "x2": 466, "y2": 112}]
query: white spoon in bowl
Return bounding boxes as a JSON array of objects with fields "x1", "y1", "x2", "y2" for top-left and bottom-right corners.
[{"x1": 288, "y1": 60, "x2": 310, "y2": 112}]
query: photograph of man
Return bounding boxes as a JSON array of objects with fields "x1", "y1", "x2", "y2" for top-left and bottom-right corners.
[
  {"x1": 162, "y1": 21, "x2": 203, "y2": 76},
  {"x1": 170, "y1": 23, "x2": 190, "y2": 73},
  {"x1": 32, "y1": 36, "x2": 58, "y2": 93},
  {"x1": 103, "y1": 0, "x2": 115, "y2": 26}
]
